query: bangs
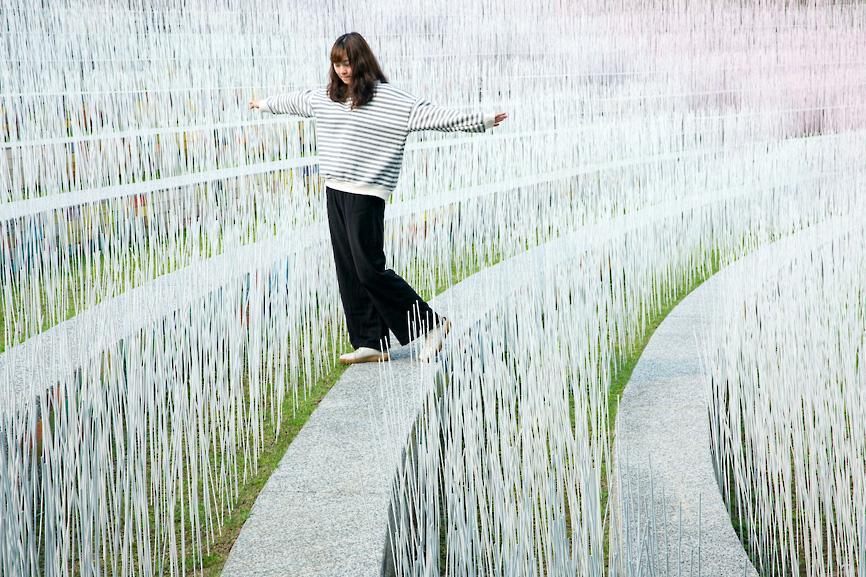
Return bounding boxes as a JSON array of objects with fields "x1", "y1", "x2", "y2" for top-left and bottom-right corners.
[{"x1": 330, "y1": 45, "x2": 349, "y2": 63}]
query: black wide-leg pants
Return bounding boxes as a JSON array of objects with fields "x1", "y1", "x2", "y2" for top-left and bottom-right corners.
[{"x1": 326, "y1": 186, "x2": 441, "y2": 351}]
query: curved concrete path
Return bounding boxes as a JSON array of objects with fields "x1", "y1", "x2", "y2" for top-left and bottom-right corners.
[
  {"x1": 219, "y1": 186, "x2": 788, "y2": 577},
  {"x1": 220, "y1": 171, "x2": 859, "y2": 576},
  {"x1": 613, "y1": 216, "x2": 854, "y2": 577}
]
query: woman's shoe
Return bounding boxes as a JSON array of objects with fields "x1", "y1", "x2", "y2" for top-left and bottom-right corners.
[
  {"x1": 418, "y1": 319, "x2": 452, "y2": 362},
  {"x1": 339, "y1": 347, "x2": 390, "y2": 365}
]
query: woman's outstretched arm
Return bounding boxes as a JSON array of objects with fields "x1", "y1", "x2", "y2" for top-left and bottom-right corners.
[
  {"x1": 248, "y1": 88, "x2": 316, "y2": 117},
  {"x1": 407, "y1": 99, "x2": 507, "y2": 133}
]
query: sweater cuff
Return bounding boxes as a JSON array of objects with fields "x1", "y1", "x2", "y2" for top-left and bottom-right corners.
[
  {"x1": 258, "y1": 97, "x2": 273, "y2": 114},
  {"x1": 483, "y1": 112, "x2": 496, "y2": 130}
]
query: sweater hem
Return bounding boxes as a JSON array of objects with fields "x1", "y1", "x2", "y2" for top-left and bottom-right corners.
[{"x1": 324, "y1": 179, "x2": 392, "y2": 201}]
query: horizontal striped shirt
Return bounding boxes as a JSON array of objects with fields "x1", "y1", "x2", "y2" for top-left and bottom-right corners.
[{"x1": 259, "y1": 82, "x2": 495, "y2": 200}]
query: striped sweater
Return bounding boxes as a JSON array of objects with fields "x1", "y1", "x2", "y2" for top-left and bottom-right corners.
[{"x1": 259, "y1": 82, "x2": 496, "y2": 200}]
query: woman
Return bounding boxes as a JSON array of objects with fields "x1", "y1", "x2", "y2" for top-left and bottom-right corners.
[{"x1": 249, "y1": 32, "x2": 507, "y2": 364}]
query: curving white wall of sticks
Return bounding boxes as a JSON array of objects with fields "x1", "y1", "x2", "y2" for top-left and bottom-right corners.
[{"x1": 1, "y1": 0, "x2": 864, "y2": 575}]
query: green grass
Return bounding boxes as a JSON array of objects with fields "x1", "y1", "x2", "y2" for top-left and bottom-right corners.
[
  {"x1": 187, "y1": 359, "x2": 350, "y2": 577},
  {"x1": 599, "y1": 255, "x2": 720, "y2": 565}
]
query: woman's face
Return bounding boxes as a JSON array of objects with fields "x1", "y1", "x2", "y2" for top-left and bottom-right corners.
[{"x1": 334, "y1": 57, "x2": 352, "y2": 85}]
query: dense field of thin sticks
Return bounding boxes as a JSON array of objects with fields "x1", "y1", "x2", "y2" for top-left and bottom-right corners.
[
  {"x1": 373, "y1": 2, "x2": 866, "y2": 577},
  {"x1": 709, "y1": 227, "x2": 866, "y2": 577},
  {"x1": 383, "y1": 186, "x2": 866, "y2": 577},
  {"x1": 1, "y1": 0, "x2": 865, "y2": 575}
]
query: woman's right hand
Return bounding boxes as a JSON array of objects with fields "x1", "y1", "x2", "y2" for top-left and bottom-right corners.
[{"x1": 248, "y1": 98, "x2": 261, "y2": 110}]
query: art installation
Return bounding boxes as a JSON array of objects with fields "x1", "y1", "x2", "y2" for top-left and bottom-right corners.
[
  {"x1": 0, "y1": 0, "x2": 863, "y2": 575},
  {"x1": 710, "y1": 229, "x2": 866, "y2": 577}
]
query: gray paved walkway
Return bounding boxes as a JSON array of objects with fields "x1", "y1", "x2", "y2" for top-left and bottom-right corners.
[{"x1": 613, "y1": 217, "x2": 852, "y2": 577}]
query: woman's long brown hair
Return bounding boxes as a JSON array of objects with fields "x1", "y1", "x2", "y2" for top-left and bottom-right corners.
[{"x1": 328, "y1": 32, "x2": 388, "y2": 108}]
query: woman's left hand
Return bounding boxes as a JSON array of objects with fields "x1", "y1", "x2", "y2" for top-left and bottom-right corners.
[{"x1": 493, "y1": 112, "x2": 508, "y2": 127}]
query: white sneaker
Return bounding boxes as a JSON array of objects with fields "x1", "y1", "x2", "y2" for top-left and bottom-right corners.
[
  {"x1": 339, "y1": 347, "x2": 390, "y2": 365},
  {"x1": 418, "y1": 319, "x2": 452, "y2": 362}
]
